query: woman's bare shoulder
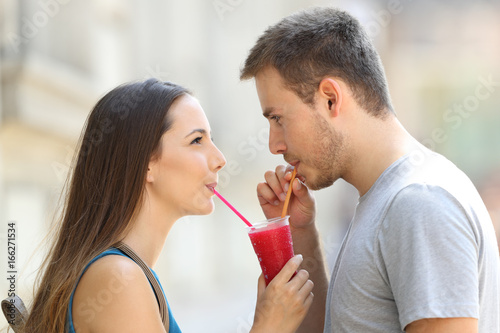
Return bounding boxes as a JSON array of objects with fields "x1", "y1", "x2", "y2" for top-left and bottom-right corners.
[{"x1": 72, "y1": 254, "x2": 165, "y2": 332}]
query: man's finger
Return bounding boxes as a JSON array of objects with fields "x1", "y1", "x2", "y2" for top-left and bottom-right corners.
[
  {"x1": 257, "y1": 182, "x2": 280, "y2": 206},
  {"x1": 264, "y1": 169, "x2": 287, "y2": 202}
]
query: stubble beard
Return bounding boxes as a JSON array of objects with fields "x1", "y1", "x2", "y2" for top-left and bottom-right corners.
[{"x1": 297, "y1": 114, "x2": 347, "y2": 191}]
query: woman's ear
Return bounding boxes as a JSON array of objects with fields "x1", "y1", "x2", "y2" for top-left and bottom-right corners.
[
  {"x1": 146, "y1": 166, "x2": 155, "y2": 183},
  {"x1": 318, "y1": 78, "x2": 343, "y2": 118}
]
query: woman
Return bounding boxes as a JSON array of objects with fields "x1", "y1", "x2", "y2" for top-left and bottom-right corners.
[{"x1": 21, "y1": 78, "x2": 313, "y2": 332}]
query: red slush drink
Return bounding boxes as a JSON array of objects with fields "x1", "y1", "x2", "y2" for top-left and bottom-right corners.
[{"x1": 247, "y1": 216, "x2": 295, "y2": 285}]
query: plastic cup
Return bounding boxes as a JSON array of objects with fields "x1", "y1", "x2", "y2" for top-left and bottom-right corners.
[{"x1": 247, "y1": 216, "x2": 295, "y2": 285}]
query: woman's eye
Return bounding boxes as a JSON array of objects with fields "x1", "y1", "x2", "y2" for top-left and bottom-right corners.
[{"x1": 191, "y1": 137, "x2": 203, "y2": 145}]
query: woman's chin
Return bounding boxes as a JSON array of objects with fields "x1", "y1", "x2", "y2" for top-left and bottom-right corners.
[
  {"x1": 190, "y1": 199, "x2": 215, "y2": 216},
  {"x1": 199, "y1": 205, "x2": 215, "y2": 215},
  {"x1": 186, "y1": 192, "x2": 216, "y2": 215}
]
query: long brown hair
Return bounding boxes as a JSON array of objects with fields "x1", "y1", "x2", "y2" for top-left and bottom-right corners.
[{"x1": 21, "y1": 78, "x2": 189, "y2": 332}]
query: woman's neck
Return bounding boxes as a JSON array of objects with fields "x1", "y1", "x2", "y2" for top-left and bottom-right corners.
[{"x1": 120, "y1": 200, "x2": 179, "y2": 268}]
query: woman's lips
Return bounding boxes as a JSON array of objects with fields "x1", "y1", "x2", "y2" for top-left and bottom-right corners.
[{"x1": 206, "y1": 183, "x2": 217, "y2": 193}]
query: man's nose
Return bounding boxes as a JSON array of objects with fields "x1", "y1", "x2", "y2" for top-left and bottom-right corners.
[{"x1": 269, "y1": 127, "x2": 286, "y2": 155}]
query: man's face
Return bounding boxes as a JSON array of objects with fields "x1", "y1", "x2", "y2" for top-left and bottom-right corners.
[{"x1": 255, "y1": 67, "x2": 348, "y2": 190}]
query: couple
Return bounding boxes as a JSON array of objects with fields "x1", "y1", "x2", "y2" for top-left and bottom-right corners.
[{"x1": 21, "y1": 7, "x2": 500, "y2": 333}]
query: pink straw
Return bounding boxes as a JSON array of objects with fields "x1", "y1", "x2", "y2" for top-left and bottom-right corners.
[{"x1": 213, "y1": 189, "x2": 253, "y2": 227}]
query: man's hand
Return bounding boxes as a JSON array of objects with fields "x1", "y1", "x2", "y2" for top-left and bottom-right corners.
[{"x1": 257, "y1": 165, "x2": 316, "y2": 229}]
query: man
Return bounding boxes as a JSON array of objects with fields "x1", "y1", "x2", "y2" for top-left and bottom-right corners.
[{"x1": 240, "y1": 7, "x2": 500, "y2": 333}]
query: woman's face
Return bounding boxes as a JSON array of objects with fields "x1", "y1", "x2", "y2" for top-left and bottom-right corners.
[{"x1": 146, "y1": 94, "x2": 226, "y2": 217}]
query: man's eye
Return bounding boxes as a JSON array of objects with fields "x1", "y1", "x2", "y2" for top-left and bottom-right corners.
[
  {"x1": 270, "y1": 115, "x2": 281, "y2": 123},
  {"x1": 191, "y1": 137, "x2": 203, "y2": 144}
]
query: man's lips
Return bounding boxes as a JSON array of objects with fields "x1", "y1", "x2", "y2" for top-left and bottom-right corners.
[
  {"x1": 286, "y1": 160, "x2": 299, "y2": 173},
  {"x1": 286, "y1": 160, "x2": 300, "y2": 173},
  {"x1": 286, "y1": 161, "x2": 306, "y2": 182}
]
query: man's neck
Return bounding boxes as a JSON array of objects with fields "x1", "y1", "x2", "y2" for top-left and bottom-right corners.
[{"x1": 343, "y1": 115, "x2": 418, "y2": 197}]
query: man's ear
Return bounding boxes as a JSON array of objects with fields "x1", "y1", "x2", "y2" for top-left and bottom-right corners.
[{"x1": 318, "y1": 78, "x2": 343, "y2": 118}]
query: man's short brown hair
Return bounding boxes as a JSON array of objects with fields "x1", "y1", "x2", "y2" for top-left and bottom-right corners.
[{"x1": 240, "y1": 7, "x2": 394, "y2": 117}]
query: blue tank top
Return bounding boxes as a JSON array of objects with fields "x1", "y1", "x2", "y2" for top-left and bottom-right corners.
[{"x1": 67, "y1": 248, "x2": 181, "y2": 332}]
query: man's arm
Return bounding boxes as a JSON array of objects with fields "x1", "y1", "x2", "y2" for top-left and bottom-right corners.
[
  {"x1": 405, "y1": 318, "x2": 478, "y2": 333},
  {"x1": 290, "y1": 221, "x2": 329, "y2": 333}
]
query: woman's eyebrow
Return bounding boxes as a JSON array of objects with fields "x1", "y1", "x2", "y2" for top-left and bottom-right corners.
[{"x1": 184, "y1": 128, "x2": 207, "y2": 138}]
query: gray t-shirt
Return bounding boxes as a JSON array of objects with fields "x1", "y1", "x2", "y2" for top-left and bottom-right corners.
[{"x1": 324, "y1": 148, "x2": 500, "y2": 332}]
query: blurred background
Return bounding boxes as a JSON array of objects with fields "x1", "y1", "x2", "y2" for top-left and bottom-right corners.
[{"x1": 0, "y1": 0, "x2": 499, "y2": 331}]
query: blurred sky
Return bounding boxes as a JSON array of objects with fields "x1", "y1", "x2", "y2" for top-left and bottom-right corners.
[{"x1": 1, "y1": 0, "x2": 499, "y2": 332}]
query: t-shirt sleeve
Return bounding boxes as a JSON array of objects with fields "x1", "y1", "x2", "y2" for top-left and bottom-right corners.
[{"x1": 378, "y1": 183, "x2": 480, "y2": 330}]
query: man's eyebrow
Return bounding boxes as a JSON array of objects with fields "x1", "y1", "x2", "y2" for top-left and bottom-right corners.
[
  {"x1": 185, "y1": 129, "x2": 207, "y2": 138},
  {"x1": 263, "y1": 107, "x2": 277, "y2": 119}
]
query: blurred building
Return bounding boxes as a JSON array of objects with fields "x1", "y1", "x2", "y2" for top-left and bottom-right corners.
[{"x1": 1, "y1": 0, "x2": 499, "y2": 332}]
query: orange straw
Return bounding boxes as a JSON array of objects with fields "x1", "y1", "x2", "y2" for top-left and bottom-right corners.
[{"x1": 281, "y1": 168, "x2": 297, "y2": 218}]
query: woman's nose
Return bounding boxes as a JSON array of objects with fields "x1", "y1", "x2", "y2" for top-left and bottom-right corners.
[{"x1": 212, "y1": 144, "x2": 226, "y2": 172}]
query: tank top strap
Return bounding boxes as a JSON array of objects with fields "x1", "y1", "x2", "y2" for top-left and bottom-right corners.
[{"x1": 114, "y1": 241, "x2": 169, "y2": 330}]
